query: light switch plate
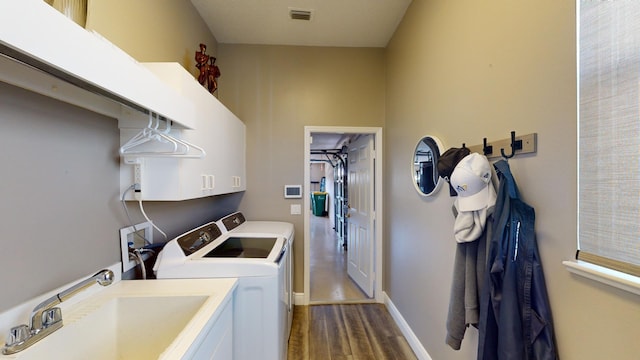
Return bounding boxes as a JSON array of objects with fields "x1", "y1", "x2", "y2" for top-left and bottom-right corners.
[{"x1": 291, "y1": 204, "x2": 301, "y2": 215}]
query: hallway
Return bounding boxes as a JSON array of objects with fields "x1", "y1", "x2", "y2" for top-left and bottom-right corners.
[{"x1": 309, "y1": 215, "x2": 369, "y2": 303}]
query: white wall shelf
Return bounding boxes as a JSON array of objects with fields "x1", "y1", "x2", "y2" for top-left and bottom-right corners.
[{"x1": 0, "y1": 0, "x2": 196, "y2": 129}]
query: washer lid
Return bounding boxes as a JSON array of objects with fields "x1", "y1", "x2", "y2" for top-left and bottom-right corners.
[{"x1": 203, "y1": 237, "x2": 278, "y2": 259}]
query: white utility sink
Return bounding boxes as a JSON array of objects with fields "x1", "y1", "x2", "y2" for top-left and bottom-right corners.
[{"x1": 2, "y1": 278, "x2": 237, "y2": 360}]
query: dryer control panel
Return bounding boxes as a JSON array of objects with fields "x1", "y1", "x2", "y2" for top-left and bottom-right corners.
[{"x1": 219, "y1": 212, "x2": 246, "y2": 232}]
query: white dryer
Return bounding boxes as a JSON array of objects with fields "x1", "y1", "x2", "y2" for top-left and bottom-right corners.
[
  {"x1": 216, "y1": 211, "x2": 294, "y2": 240},
  {"x1": 153, "y1": 216, "x2": 294, "y2": 360}
]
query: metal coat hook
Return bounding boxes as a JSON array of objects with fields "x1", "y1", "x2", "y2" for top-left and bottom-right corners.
[
  {"x1": 483, "y1": 138, "x2": 493, "y2": 155},
  {"x1": 464, "y1": 133, "x2": 536, "y2": 159},
  {"x1": 500, "y1": 131, "x2": 523, "y2": 159}
]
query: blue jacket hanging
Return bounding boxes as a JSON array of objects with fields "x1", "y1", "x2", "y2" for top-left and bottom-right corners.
[{"x1": 477, "y1": 160, "x2": 558, "y2": 360}]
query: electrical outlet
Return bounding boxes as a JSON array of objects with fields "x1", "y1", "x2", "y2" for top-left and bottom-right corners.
[
  {"x1": 134, "y1": 163, "x2": 142, "y2": 186},
  {"x1": 119, "y1": 222, "x2": 153, "y2": 272}
]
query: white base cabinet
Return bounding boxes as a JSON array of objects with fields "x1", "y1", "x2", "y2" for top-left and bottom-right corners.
[
  {"x1": 185, "y1": 292, "x2": 234, "y2": 360},
  {"x1": 119, "y1": 63, "x2": 246, "y2": 200}
]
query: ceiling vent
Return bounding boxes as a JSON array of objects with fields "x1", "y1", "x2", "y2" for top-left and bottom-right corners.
[{"x1": 290, "y1": 9, "x2": 312, "y2": 21}]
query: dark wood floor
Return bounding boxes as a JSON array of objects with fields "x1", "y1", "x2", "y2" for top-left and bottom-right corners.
[{"x1": 288, "y1": 304, "x2": 417, "y2": 360}]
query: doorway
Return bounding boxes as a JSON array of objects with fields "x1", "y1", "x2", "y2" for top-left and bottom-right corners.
[
  {"x1": 308, "y1": 215, "x2": 367, "y2": 302},
  {"x1": 303, "y1": 126, "x2": 383, "y2": 305}
]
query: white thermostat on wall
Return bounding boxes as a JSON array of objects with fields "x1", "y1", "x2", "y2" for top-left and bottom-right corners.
[{"x1": 284, "y1": 185, "x2": 302, "y2": 198}]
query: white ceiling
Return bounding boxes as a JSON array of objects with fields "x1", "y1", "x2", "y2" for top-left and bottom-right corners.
[
  {"x1": 191, "y1": 0, "x2": 412, "y2": 48},
  {"x1": 190, "y1": 1, "x2": 410, "y2": 150}
]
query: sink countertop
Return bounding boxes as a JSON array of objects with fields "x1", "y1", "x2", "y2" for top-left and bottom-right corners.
[
  {"x1": 1, "y1": 277, "x2": 238, "y2": 359},
  {"x1": 78, "y1": 278, "x2": 238, "y2": 359}
]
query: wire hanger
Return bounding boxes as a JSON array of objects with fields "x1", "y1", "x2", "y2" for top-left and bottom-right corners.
[{"x1": 119, "y1": 112, "x2": 206, "y2": 158}]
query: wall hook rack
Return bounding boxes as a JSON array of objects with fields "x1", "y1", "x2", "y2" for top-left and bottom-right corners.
[{"x1": 466, "y1": 132, "x2": 537, "y2": 160}]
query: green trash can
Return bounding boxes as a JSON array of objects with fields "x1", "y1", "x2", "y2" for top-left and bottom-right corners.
[{"x1": 312, "y1": 192, "x2": 327, "y2": 216}]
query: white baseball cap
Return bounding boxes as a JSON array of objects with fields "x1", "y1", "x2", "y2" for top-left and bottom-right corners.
[{"x1": 450, "y1": 153, "x2": 496, "y2": 212}]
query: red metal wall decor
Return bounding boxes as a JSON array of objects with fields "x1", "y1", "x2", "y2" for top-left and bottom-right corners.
[{"x1": 195, "y1": 43, "x2": 221, "y2": 94}]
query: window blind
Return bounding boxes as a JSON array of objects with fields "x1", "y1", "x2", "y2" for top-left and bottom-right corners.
[{"x1": 578, "y1": 0, "x2": 640, "y2": 277}]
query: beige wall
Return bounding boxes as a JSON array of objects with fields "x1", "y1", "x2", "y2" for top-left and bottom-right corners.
[
  {"x1": 86, "y1": 0, "x2": 218, "y2": 79},
  {"x1": 217, "y1": 45, "x2": 386, "y2": 291},
  {"x1": 385, "y1": 0, "x2": 640, "y2": 359},
  {"x1": 0, "y1": 83, "x2": 120, "y2": 312},
  {"x1": 0, "y1": 0, "x2": 233, "y2": 313}
]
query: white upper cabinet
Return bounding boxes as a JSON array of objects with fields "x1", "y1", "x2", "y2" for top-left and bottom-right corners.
[
  {"x1": 0, "y1": 1, "x2": 246, "y2": 201},
  {"x1": 119, "y1": 63, "x2": 246, "y2": 200},
  {"x1": 0, "y1": 0, "x2": 196, "y2": 129}
]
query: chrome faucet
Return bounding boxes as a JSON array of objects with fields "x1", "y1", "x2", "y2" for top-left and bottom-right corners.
[{"x1": 2, "y1": 269, "x2": 114, "y2": 355}]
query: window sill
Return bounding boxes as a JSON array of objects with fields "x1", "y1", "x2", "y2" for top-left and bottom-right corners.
[{"x1": 563, "y1": 260, "x2": 640, "y2": 296}]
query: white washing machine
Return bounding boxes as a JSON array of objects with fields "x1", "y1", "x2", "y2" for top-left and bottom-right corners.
[
  {"x1": 153, "y1": 215, "x2": 294, "y2": 360},
  {"x1": 216, "y1": 212, "x2": 295, "y2": 344}
]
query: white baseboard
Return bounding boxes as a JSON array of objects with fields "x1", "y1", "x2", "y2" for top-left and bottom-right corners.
[
  {"x1": 293, "y1": 292, "x2": 305, "y2": 305},
  {"x1": 383, "y1": 292, "x2": 432, "y2": 360}
]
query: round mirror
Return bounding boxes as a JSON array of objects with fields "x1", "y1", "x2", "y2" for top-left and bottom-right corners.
[{"x1": 412, "y1": 135, "x2": 444, "y2": 196}]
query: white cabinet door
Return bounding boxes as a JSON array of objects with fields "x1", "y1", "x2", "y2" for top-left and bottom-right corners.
[{"x1": 185, "y1": 294, "x2": 234, "y2": 360}]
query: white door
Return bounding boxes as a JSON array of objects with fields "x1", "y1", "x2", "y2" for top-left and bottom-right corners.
[{"x1": 346, "y1": 135, "x2": 375, "y2": 297}]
